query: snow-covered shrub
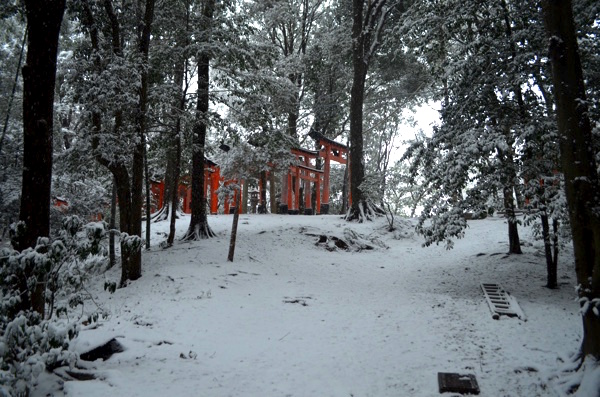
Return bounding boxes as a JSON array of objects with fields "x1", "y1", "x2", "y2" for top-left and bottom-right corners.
[
  {"x1": 0, "y1": 216, "x2": 108, "y2": 395},
  {"x1": 0, "y1": 311, "x2": 77, "y2": 396}
]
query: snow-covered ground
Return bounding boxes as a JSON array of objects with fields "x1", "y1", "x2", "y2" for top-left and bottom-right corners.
[{"x1": 35, "y1": 213, "x2": 591, "y2": 396}]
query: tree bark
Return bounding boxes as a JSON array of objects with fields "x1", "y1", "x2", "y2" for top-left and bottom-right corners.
[
  {"x1": 346, "y1": 0, "x2": 389, "y2": 221},
  {"x1": 109, "y1": 177, "x2": 117, "y2": 269},
  {"x1": 227, "y1": 191, "x2": 240, "y2": 262},
  {"x1": 503, "y1": 185, "x2": 522, "y2": 254},
  {"x1": 541, "y1": 209, "x2": 558, "y2": 289},
  {"x1": 259, "y1": 170, "x2": 267, "y2": 213},
  {"x1": 347, "y1": 0, "x2": 368, "y2": 221},
  {"x1": 122, "y1": 0, "x2": 155, "y2": 285},
  {"x1": 542, "y1": 0, "x2": 600, "y2": 362},
  {"x1": 167, "y1": 36, "x2": 186, "y2": 246},
  {"x1": 183, "y1": 0, "x2": 216, "y2": 240},
  {"x1": 144, "y1": 142, "x2": 151, "y2": 249},
  {"x1": 15, "y1": 0, "x2": 66, "y2": 316}
]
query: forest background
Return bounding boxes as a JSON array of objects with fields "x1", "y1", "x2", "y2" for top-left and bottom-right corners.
[{"x1": 0, "y1": 0, "x2": 599, "y2": 395}]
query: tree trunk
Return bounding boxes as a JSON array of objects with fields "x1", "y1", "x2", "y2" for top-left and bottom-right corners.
[
  {"x1": 541, "y1": 209, "x2": 557, "y2": 289},
  {"x1": 347, "y1": 0, "x2": 368, "y2": 221},
  {"x1": 227, "y1": 191, "x2": 240, "y2": 262},
  {"x1": 167, "y1": 46, "x2": 186, "y2": 246},
  {"x1": 183, "y1": 0, "x2": 215, "y2": 240},
  {"x1": 287, "y1": 100, "x2": 299, "y2": 141},
  {"x1": 15, "y1": 0, "x2": 66, "y2": 316},
  {"x1": 259, "y1": 170, "x2": 267, "y2": 214},
  {"x1": 497, "y1": 140, "x2": 522, "y2": 255},
  {"x1": 121, "y1": 0, "x2": 156, "y2": 285},
  {"x1": 503, "y1": 185, "x2": 522, "y2": 254},
  {"x1": 552, "y1": 218, "x2": 559, "y2": 274},
  {"x1": 542, "y1": 0, "x2": 600, "y2": 362},
  {"x1": 144, "y1": 142, "x2": 151, "y2": 249},
  {"x1": 167, "y1": 129, "x2": 181, "y2": 246},
  {"x1": 80, "y1": 0, "x2": 146, "y2": 286},
  {"x1": 341, "y1": 161, "x2": 349, "y2": 214},
  {"x1": 109, "y1": 177, "x2": 117, "y2": 269},
  {"x1": 346, "y1": 0, "x2": 389, "y2": 221}
]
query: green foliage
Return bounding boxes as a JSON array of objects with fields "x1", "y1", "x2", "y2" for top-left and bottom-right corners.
[
  {"x1": 398, "y1": 0, "x2": 571, "y2": 247},
  {"x1": 0, "y1": 216, "x2": 109, "y2": 395},
  {"x1": 0, "y1": 311, "x2": 77, "y2": 396}
]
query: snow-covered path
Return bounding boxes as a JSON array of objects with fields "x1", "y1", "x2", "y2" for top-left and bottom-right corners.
[{"x1": 42, "y1": 214, "x2": 581, "y2": 397}]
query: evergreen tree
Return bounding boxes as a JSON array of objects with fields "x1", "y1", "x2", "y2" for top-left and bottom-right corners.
[
  {"x1": 70, "y1": 0, "x2": 155, "y2": 286},
  {"x1": 400, "y1": 0, "x2": 556, "y2": 252}
]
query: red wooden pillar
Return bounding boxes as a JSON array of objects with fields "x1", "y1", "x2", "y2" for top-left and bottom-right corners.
[
  {"x1": 210, "y1": 167, "x2": 220, "y2": 214},
  {"x1": 157, "y1": 180, "x2": 165, "y2": 212},
  {"x1": 184, "y1": 185, "x2": 192, "y2": 213},
  {"x1": 316, "y1": 176, "x2": 321, "y2": 214},
  {"x1": 294, "y1": 167, "x2": 300, "y2": 212},
  {"x1": 286, "y1": 171, "x2": 293, "y2": 212},
  {"x1": 150, "y1": 180, "x2": 165, "y2": 213},
  {"x1": 304, "y1": 175, "x2": 311, "y2": 214},
  {"x1": 322, "y1": 144, "x2": 331, "y2": 212}
]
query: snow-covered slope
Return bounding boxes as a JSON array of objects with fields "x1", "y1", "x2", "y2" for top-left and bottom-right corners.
[{"x1": 36, "y1": 214, "x2": 585, "y2": 396}]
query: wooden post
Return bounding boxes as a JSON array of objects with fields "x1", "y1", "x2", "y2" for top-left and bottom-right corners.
[{"x1": 227, "y1": 189, "x2": 240, "y2": 262}]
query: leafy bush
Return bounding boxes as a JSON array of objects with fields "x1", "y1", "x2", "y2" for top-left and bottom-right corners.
[{"x1": 0, "y1": 216, "x2": 108, "y2": 395}]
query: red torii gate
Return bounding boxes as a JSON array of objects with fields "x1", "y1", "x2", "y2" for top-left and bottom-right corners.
[
  {"x1": 150, "y1": 159, "x2": 222, "y2": 215},
  {"x1": 150, "y1": 136, "x2": 349, "y2": 215},
  {"x1": 318, "y1": 136, "x2": 349, "y2": 213},
  {"x1": 278, "y1": 136, "x2": 349, "y2": 214},
  {"x1": 284, "y1": 147, "x2": 323, "y2": 215}
]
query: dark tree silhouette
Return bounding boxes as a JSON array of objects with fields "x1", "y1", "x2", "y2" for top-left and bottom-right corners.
[
  {"x1": 542, "y1": 0, "x2": 600, "y2": 362},
  {"x1": 14, "y1": 0, "x2": 66, "y2": 316}
]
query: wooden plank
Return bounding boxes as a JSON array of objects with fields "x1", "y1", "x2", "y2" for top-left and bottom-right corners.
[{"x1": 438, "y1": 372, "x2": 480, "y2": 395}]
